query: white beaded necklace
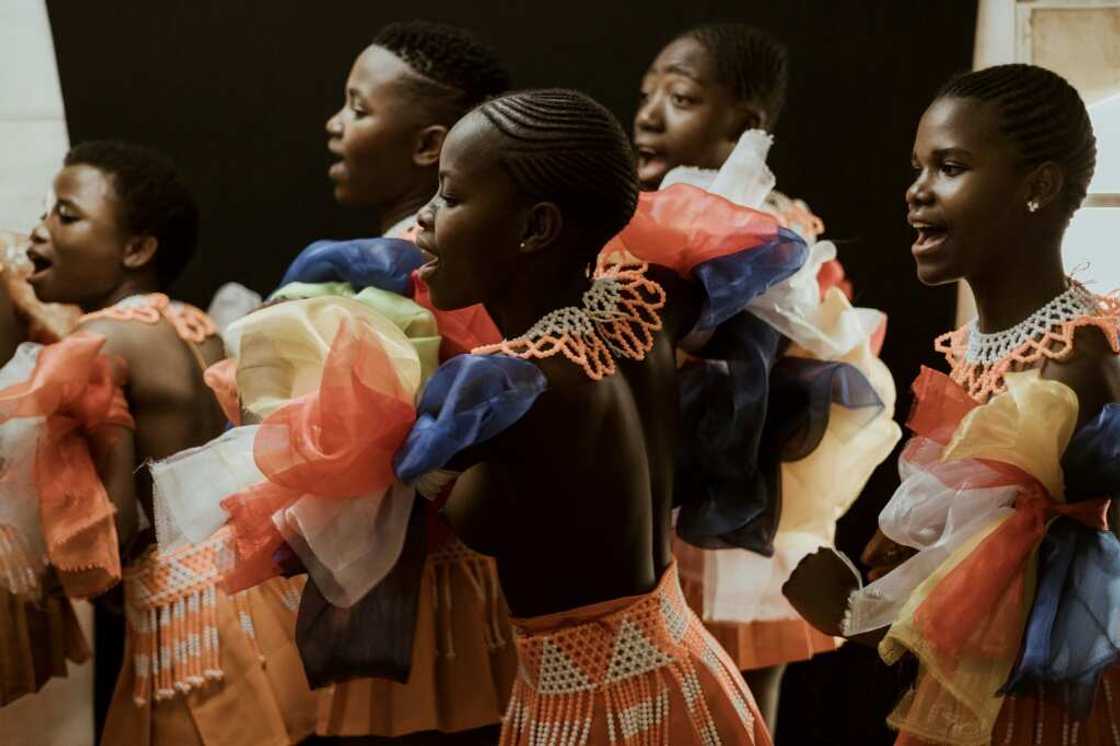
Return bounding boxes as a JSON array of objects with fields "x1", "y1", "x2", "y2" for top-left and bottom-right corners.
[{"x1": 964, "y1": 282, "x2": 1097, "y2": 365}]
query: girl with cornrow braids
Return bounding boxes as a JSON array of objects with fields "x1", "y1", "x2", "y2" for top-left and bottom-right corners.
[
  {"x1": 785, "y1": 64, "x2": 1120, "y2": 745},
  {"x1": 154, "y1": 21, "x2": 517, "y2": 746},
  {"x1": 635, "y1": 22, "x2": 901, "y2": 734}
]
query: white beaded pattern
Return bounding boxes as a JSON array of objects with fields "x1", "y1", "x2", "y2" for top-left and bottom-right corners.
[{"x1": 965, "y1": 283, "x2": 1098, "y2": 365}]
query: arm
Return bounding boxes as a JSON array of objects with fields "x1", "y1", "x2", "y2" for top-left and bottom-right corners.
[{"x1": 0, "y1": 274, "x2": 22, "y2": 362}]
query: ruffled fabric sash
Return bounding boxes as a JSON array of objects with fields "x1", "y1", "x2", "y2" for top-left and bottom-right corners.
[
  {"x1": 0, "y1": 332, "x2": 133, "y2": 598},
  {"x1": 846, "y1": 367, "x2": 1120, "y2": 744}
]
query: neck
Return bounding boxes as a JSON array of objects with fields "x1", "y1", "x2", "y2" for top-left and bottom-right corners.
[
  {"x1": 85, "y1": 277, "x2": 159, "y2": 314},
  {"x1": 967, "y1": 246, "x2": 1067, "y2": 334},
  {"x1": 376, "y1": 183, "x2": 434, "y2": 236},
  {"x1": 484, "y1": 260, "x2": 592, "y2": 339}
]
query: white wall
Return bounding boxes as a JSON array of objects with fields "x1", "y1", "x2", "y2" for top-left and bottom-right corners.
[
  {"x1": 0, "y1": 6, "x2": 92, "y2": 743},
  {"x1": 0, "y1": 0, "x2": 70, "y2": 232}
]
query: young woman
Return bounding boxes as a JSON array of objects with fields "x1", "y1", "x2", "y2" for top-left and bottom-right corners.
[
  {"x1": 635, "y1": 23, "x2": 899, "y2": 731},
  {"x1": 178, "y1": 22, "x2": 516, "y2": 745},
  {"x1": 0, "y1": 142, "x2": 316, "y2": 744},
  {"x1": 786, "y1": 64, "x2": 1120, "y2": 745}
]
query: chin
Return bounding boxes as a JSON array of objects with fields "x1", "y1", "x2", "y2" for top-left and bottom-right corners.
[{"x1": 913, "y1": 262, "x2": 959, "y2": 287}]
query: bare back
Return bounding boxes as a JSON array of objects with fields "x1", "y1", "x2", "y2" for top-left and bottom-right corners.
[
  {"x1": 445, "y1": 269, "x2": 698, "y2": 618},
  {"x1": 82, "y1": 308, "x2": 226, "y2": 536}
]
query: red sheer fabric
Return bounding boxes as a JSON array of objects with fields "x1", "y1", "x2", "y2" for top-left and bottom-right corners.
[
  {"x1": 203, "y1": 357, "x2": 241, "y2": 426},
  {"x1": 220, "y1": 317, "x2": 416, "y2": 593},
  {"x1": 603, "y1": 183, "x2": 781, "y2": 275},
  {"x1": 0, "y1": 332, "x2": 133, "y2": 597},
  {"x1": 411, "y1": 275, "x2": 501, "y2": 359}
]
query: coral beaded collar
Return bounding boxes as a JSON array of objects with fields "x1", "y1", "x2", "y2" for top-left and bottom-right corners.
[
  {"x1": 935, "y1": 279, "x2": 1120, "y2": 402},
  {"x1": 472, "y1": 259, "x2": 666, "y2": 381}
]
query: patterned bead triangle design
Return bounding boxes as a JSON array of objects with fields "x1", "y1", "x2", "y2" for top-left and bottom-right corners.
[
  {"x1": 536, "y1": 638, "x2": 595, "y2": 695},
  {"x1": 604, "y1": 618, "x2": 674, "y2": 684}
]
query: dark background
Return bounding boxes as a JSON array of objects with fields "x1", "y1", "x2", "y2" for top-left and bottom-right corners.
[{"x1": 45, "y1": 2, "x2": 977, "y2": 743}]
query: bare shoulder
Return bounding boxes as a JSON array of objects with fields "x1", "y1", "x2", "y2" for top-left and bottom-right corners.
[
  {"x1": 1040, "y1": 325, "x2": 1120, "y2": 427},
  {"x1": 75, "y1": 316, "x2": 181, "y2": 379}
]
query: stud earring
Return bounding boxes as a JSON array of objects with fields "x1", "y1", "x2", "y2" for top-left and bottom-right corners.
[{"x1": 1027, "y1": 199, "x2": 1040, "y2": 213}]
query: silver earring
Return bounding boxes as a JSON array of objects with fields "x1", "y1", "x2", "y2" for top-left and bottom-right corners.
[
  {"x1": 1027, "y1": 199, "x2": 1040, "y2": 213},
  {"x1": 519, "y1": 241, "x2": 527, "y2": 249}
]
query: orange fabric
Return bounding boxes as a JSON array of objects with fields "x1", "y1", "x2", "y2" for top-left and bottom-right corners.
[
  {"x1": 318, "y1": 539, "x2": 517, "y2": 737},
  {"x1": 104, "y1": 576, "x2": 315, "y2": 746},
  {"x1": 897, "y1": 666, "x2": 1120, "y2": 745},
  {"x1": 503, "y1": 562, "x2": 770, "y2": 745},
  {"x1": 0, "y1": 587, "x2": 90, "y2": 706},
  {"x1": 675, "y1": 543, "x2": 839, "y2": 670},
  {"x1": 411, "y1": 274, "x2": 501, "y2": 359},
  {"x1": 0, "y1": 333, "x2": 133, "y2": 598},
  {"x1": 907, "y1": 366, "x2": 979, "y2": 444},
  {"x1": 603, "y1": 183, "x2": 781, "y2": 276},
  {"x1": 220, "y1": 317, "x2": 415, "y2": 593},
  {"x1": 203, "y1": 358, "x2": 241, "y2": 426}
]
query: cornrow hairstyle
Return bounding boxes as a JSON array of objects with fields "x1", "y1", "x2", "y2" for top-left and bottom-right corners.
[
  {"x1": 937, "y1": 64, "x2": 1096, "y2": 217},
  {"x1": 374, "y1": 21, "x2": 511, "y2": 125},
  {"x1": 680, "y1": 23, "x2": 788, "y2": 128},
  {"x1": 477, "y1": 89, "x2": 639, "y2": 254},
  {"x1": 64, "y1": 141, "x2": 199, "y2": 289}
]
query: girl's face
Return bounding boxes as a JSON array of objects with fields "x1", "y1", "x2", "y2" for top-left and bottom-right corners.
[
  {"x1": 906, "y1": 96, "x2": 1033, "y2": 286},
  {"x1": 633, "y1": 36, "x2": 745, "y2": 191},
  {"x1": 414, "y1": 112, "x2": 526, "y2": 311},
  {"x1": 325, "y1": 45, "x2": 428, "y2": 208},
  {"x1": 27, "y1": 165, "x2": 130, "y2": 306}
]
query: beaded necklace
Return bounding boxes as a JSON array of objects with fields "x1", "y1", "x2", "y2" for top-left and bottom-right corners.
[
  {"x1": 472, "y1": 259, "x2": 666, "y2": 380},
  {"x1": 935, "y1": 279, "x2": 1120, "y2": 402}
]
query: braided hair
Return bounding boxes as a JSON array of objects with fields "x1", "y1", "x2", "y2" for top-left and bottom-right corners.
[
  {"x1": 937, "y1": 64, "x2": 1096, "y2": 217},
  {"x1": 477, "y1": 89, "x2": 639, "y2": 251},
  {"x1": 65, "y1": 141, "x2": 199, "y2": 289},
  {"x1": 373, "y1": 21, "x2": 511, "y2": 124},
  {"x1": 680, "y1": 23, "x2": 788, "y2": 128}
]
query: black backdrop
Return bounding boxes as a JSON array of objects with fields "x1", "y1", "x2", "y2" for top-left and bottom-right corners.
[{"x1": 45, "y1": 2, "x2": 977, "y2": 743}]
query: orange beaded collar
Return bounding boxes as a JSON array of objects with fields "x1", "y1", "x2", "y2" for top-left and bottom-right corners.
[
  {"x1": 935, "y1": 280, "x2": 1120, "y2": 402},
  {"x1": 472, "y1": 260, "x2": 666, "y2": 381}
]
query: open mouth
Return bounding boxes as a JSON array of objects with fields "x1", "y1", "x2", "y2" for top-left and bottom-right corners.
[
  {"x1": 415, "y1": 243, "x2": 441, "y2": 280},
  {"x1": 636, "y1": 146, "x2": 663, "y2": 169},
  {"x1": 25, "y1": 248, "x2": 52, "y2": 280},
  {"x1": 910, "y1": 223, "x2": 949, "y2": 254}
]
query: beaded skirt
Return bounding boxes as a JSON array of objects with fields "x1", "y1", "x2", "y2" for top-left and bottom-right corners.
[{"x1": 502, "y1": 561, "x2": 771, "y2": 746}]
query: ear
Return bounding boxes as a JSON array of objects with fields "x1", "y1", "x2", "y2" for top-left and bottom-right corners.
[
  {"x1": 1027, "y1": 162, "x2": 1064, "y2": 211},
  {"x1": 518, "y1": 202, "x2": 564, "y2": 254},
  {"x1": 122, "y1": 235, "x2": 158, "y2": 271},
  {"x1": 413, "y1": 125, "x2": 449, "y2": 168},
  {"x1": 727, "y1": 102, "x2": 767, "y2": 139}
]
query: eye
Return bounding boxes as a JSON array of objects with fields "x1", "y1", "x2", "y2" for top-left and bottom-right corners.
[
  {"x1": 55, "y1": 205, "x2": 78, "y2": 224},
  {"x1": 438, "y1": 191, "x2": 459, "y2": 207},
  {"x1": 671, "y1": 93, "x2": 697, "y2": 107},
  {"x1": 940, "y1": 163, "x2": 966, "y2": 177}
]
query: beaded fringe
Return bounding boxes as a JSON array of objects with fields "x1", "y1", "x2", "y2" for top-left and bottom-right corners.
[
  {"x1": 501, "y1": 662, "x2": 726, "y2": 746},
  {"x1": 125, "y1": 530, "x2": 252, "y2": 704}
]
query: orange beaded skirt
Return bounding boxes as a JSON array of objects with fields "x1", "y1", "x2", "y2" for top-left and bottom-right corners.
[
  {"x1": 316, "y1": 537, "x2": 517, "y2": 738},
  {"x1": 102, "y1": 544, "x2": 315, "y2": 746},
  {"x1": 501, "y1": 561, "x2": 771, "y2": 746}
]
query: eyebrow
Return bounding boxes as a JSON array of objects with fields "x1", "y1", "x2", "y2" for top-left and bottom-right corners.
[
  {"x1": 932, "y1": 147, "x2": 974, "y2": 159},
  {"x1": 660, "y1": 63, "x2": 703, "y2": 82}
]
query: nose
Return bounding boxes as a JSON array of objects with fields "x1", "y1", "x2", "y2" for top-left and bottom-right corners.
[
  {"x1": 30, "y1": 215, "x2": 49, "y2": 244},
  {"x1": 906, "y1": 170, "x2": 933, "y2": 209},
  {"x1": 416, "y1": 197, "x2": 437, "y2": 232},
  {"x1": 326, "y1": 109, "x2": 343, "y2": 138},
  {"x1": 634, "y1": 93, "x2": 664, "y2": 134}
]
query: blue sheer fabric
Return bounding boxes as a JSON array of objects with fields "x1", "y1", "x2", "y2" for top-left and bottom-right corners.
[
  {"x1": 692, "y1": 227, "x2": 807, "y2": 331},
  {"x1": 673, "y1": 312, "x2": 883, "y2": 554},
  {"x1": 277, "y1": 237, "x2": 423, "y2": 296},
  {"x1": 394, "y1": 354, "x2": 548, "y2": 482},
  {"x1": 1002, "y1": 404, "x2": 1120, "y2": 716}
]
